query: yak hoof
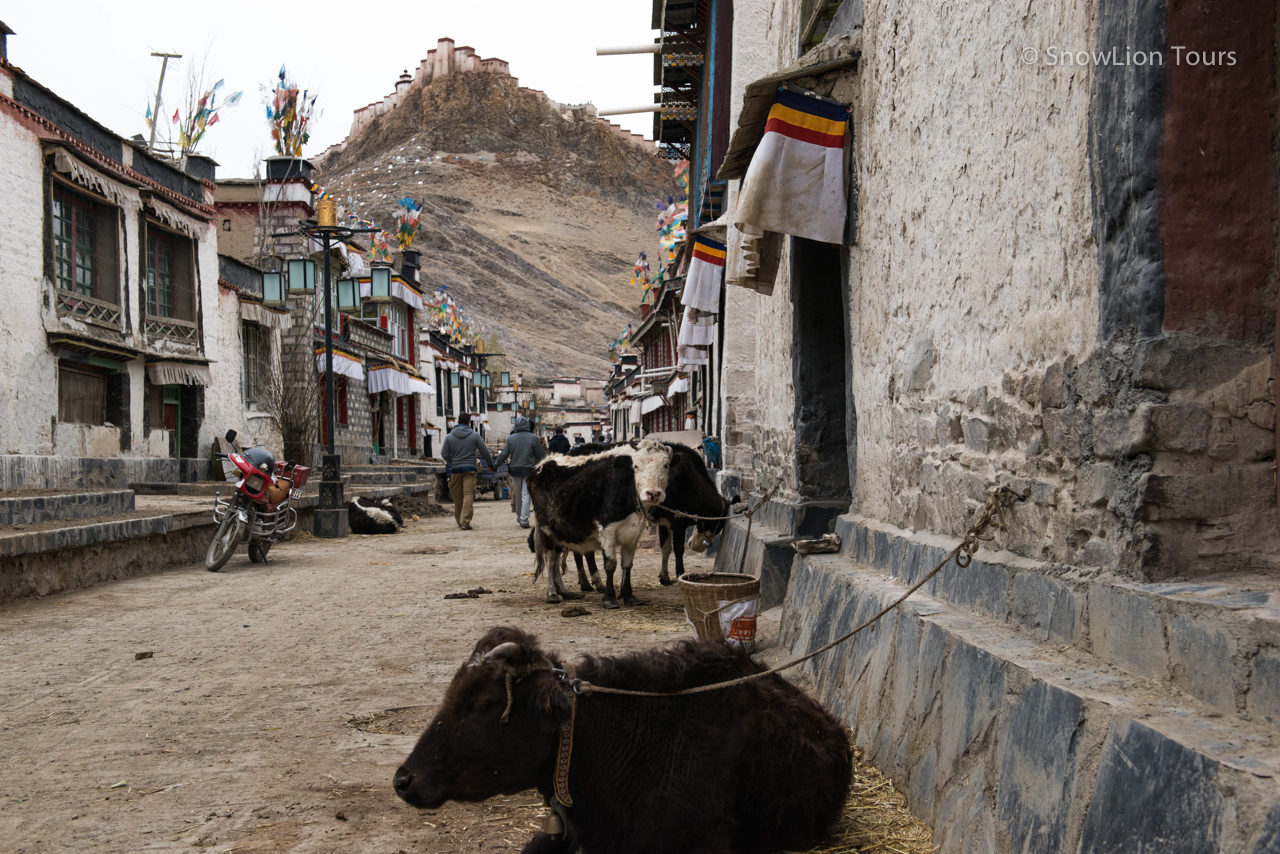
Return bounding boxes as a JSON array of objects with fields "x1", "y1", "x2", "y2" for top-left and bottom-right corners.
[
  {"x1": 602, "y1": 599, "x2": 621, "y2": 610},
  {"x1": 578, "y1": 582, "x2": 594, "y2": 593},
  {"x1": 546, "y1": 593, "x2": 563, "y2": 604},
  {"x1": 623, "y1": 596, "x2": 648, "y2": 607},
  {"x1": 658, "y1": 575, "x2": 674, "y2": 586},
  {"x1": 560, "y1": 590, "x2": 586, "y2": 601}
]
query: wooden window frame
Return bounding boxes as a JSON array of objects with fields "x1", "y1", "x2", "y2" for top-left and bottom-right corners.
[
  {"x1": 57, "y1": 362, "x2": 108, "y2": 426},
  {"x1": 53, "y1": 187, "x2": 97, "y2": 297},
  {"x1": 147, "y1": 230, "x2": 175, "y2": 318}
]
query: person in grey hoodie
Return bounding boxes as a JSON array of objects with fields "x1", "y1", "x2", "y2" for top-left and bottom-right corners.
[
  {"x1": 493, "y1": 416, "x2": 546, "y2": 528},
  {"x1": 440, "y1": 413, "x2": 496, "y2": 530}
]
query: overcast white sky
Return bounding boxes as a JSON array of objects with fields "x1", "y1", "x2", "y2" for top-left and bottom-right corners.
[{"x1": 3, "y1": 1, "x2": 658, "y2": 179}]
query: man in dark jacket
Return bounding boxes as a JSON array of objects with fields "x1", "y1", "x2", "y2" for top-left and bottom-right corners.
[
  {"x1": 493, "y1": 416, "x2": 545, "y2": 528},
  {"x1": 440, "y1": 413, "x2": 495, "y2": 530},
  {"x1": 548, "y1": 426, "x2": 572, "y2": 454}
]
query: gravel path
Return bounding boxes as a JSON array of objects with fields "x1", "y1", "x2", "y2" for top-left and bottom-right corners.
[{"x1": 0, "y1": 501, "x2": 715, "y2": 853}]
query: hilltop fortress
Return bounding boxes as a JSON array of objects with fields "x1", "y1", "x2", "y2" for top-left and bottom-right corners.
[{"x1": 317, "y1": 38, "x2": 653, "y2": 162}]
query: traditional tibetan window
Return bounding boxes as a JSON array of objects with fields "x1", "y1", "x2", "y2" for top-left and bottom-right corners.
[
  {"x1": 51, "y1": 183, "x2": 120, "y2": 307},
  {"x1": 58, "y1": 362, "x2": 107, "y2": 425},
  {"x1": 242, "y1": 321, "x2": 269, "y2": 408},
  {"x1": 145, "y1": 224, "x2": 196, "y2": 322}
]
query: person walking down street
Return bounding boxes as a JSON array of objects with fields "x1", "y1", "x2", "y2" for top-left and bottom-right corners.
[
  {"x1": 493, "y1": 416, "x2": 545, "y2": 529},
  {"x1": 440, "y1": 413, "x2": 495, "y2": 530},
  {"x1": 548, "y1": 426, "x2": 572, "y2": 455}
]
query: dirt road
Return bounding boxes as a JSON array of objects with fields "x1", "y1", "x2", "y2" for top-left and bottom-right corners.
[{"x1": 0, "y1": 501, "x2": 714, "y2": 853}]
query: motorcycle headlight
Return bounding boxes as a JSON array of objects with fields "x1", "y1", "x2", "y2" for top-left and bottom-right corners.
[{"x1": 244, "y1": 473, "x2": 266, "y2": 494}]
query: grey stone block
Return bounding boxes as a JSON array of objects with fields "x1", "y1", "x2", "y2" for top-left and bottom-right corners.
[
  {"x1": 1041, "y1": 361, "x2": 1069, "y2": 409},
  {"x1": 1012, "y1": 573, "x2": 1083, "y2": 644},
  {"x1": 1089, "y1": 585, "x2": 1169, "y2": 680},
  {"x1": 933, "y1": 772, "x2": 996, "y2": 854},
  {"x1": 1168, "y1": 614, "x2": 1238, "y2": 713},
  {"x1": 1146, "y1": 402, "x2": 1212, "y2": 452},
  {"x1": 912, "y1": 623, "x2": 948, "y2": 729},
  {"x1": 1251, "y1": 805, "x2": 1280, "y2": 854},
  {"x1": 966, "y1": 386, "x2": 988, "y2": 411},
  {"x1": 1043, "y1": 408, "x2": 1092, "y2": 461},
  {"x1": 937, "y1": 640, "x2": 1005, "y2": 784},
  {"x1": 937, "y1": 412, "x2": 964, "y2": 445},
  {"x1": 996, "y1": 680, "x2": 1086, "y2": 854},
  {"x1": 908, "y1": 746, "x2": 938, "y2": 817},
  {"x1": 1093, "y1": 408, "x2": 1148, "y2": 459},
  {"x1": 1136, "y1": 336, "x2": 1267, "y2": 392},
  {"x1": 1138, "y1": 467, "x2": 1274, "y2": 520},
  {"x1": 962, "y1": 417, "x2": 991, "y2": 453},
  {"x1": 1076, "y1": 463, "x2": 1119, "y2": 507},
  {"x1": 1248, "y1": 648, "x2": 1280, "y2": 729},
  {"x1": 932, "y1": 558, "x2": 1008, "y2": 619},
  {"x1": 1079, "y1": 719, "x2": 1224, "y2": 853}
]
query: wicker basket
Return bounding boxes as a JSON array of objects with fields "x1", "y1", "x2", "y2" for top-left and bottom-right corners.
[{"x1": 678, "y1": 572, "x2": 761, "y2": 643}]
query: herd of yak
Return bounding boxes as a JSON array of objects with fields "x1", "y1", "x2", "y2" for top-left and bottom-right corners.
[{"x1": 363, "y1": 439, "x2": 855, "y2": 854}]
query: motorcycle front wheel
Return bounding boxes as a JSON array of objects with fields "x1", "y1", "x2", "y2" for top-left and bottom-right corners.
[
  {"x1": 206, "y1": 502, "x2": 246, "y2": 572},
  {"x1": 248, "y1": 539, "x2": 271, "y2": 563}
]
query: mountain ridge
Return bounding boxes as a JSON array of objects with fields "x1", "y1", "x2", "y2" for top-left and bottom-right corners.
[{"x1": 316, "y1": 72, "x2": 672, "y2": 377}]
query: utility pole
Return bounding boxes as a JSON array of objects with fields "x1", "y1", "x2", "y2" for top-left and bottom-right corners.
[{"x1": 148, "y1": 51, "x2": 181, "y2": 154}]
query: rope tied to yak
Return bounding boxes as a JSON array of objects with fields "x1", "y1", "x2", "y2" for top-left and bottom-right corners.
[{"x1": 567, "y1": 485, "x2": 1024, "y2": 699}]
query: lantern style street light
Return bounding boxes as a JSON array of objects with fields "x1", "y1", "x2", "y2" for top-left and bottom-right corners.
[
  {"x1": 262, "y1": 271, "x2": 285, "y2": 304},
  {"x1": 287, "y1": 259, "x2": 316, "y2": 294},
  {"x1": 370, "y1": 265, "x2": 392, "y2": 301},
  {"x1": 273, "y1": 198, "x2": 376, "y2": 539},
  {"x1": 336, "y1": 277, "x2": 357, "y2": 311}
]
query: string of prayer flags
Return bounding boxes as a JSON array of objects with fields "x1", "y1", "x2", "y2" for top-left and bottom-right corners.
[{"x1": 395, "y1": 198, "x2": 423, "y2": 250}]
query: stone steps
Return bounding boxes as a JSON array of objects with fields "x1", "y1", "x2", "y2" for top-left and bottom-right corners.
[
  {"x1": 0, "y1": 490, "x2": 135, "y2": 525},
  {"x1": 0, "y1": 483, "x2": 432, "y2": 605},
  {"x1": 718, "y1": 509, "x2": 1280, "y2": 852}
]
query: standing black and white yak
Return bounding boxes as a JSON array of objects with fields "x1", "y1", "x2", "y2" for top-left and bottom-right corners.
[
  {"x1": 347, "y1": 496, "x2": 405, "y2": 535},
  {"x1": 393, "y1": 626, "x2": 853, "y2": 854},
  {"x1": 650, "y1": 443, "x2": 739, "y2": 586},
  {"x1": 528, "y1": 439, "x2": 672, "y2": 608},
  {"x1": 544, "y1": 442, "x2": 737, "y2": 593}
]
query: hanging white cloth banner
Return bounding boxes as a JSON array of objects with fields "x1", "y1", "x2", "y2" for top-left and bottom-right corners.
[
  {"x1": 630, "y1": 400, "x2": 643, "y2": 422},
  {"x1": 238, "y1": 299, "x2": 291, "y2": 330},
  {"x1": 677, "y1": 235, "x2": 724, "y2": 368},
  {"x1": 668, "y1": 375, "x2": 689, "y2": 395},
  {"x1": 640, "y1": 395, "x2": 665, "y2": 415},
  {"x1": 147, "y1": 361, "x2": 212, "y2": 386},
  {"x1": 367, "y1": 364, "x2": 434, "y2": 397},
  {"x1": 359, "y1": 278, "x2": 425, "y2": 311},
  {"x1": 734, "y1": 89, "x2": 850, "y2": 245},
  {"x1": 315, "y1": 350, "x2": 364, "y2": 381}
]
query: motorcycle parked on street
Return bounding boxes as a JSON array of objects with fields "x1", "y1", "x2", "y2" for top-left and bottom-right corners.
[{"x1": 206, "y1": 430, "x2": 309, "y2": 572}]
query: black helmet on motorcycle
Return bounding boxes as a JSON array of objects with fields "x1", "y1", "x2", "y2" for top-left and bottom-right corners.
[{"x1": 242, "y1": 446, "x2": 275, "y2": 473}]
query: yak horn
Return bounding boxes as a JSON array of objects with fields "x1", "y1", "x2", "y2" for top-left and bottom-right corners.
[{"x1": 483, "y1": 642, "x2": 525, "y2": 663}]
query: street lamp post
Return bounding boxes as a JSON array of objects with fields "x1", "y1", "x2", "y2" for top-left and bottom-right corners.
[{"x1": 278, "y1": 199, "x2": 377, "y2": 538}]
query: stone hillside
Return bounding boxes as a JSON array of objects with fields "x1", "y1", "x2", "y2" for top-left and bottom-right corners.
[{"x1": 318, "y1": 72, "x2": 673, "y2": 377}]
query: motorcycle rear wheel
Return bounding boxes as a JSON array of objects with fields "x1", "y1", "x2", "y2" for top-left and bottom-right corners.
[{"x1": 206, "y1": 504, "x2": 245, "y2": 572}]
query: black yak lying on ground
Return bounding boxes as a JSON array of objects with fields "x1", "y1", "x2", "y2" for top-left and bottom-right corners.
[
  {"x1": 348, "y1": 496, "x2": 404, "y2": 535},
  {"x1": 394, "y1": 627, "x2": 853, "y2": 854}
]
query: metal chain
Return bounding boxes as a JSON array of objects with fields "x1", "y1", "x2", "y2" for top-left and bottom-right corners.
[{"x1": 568, "y1": 485, "x2": 1024, "y2": 699}]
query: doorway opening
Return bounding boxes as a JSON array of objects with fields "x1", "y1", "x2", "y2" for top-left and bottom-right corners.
[{"x1": 791, "y1": 237, "x2": 853, "y2": 534}]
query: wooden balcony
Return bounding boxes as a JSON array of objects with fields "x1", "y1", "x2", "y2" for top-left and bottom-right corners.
[
  {"x1": 54, "y1": 290, "x2": 122, "y2": 331},
  {"x1": 144, "y1": 315, "x2": 199, "y2": 346}
]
